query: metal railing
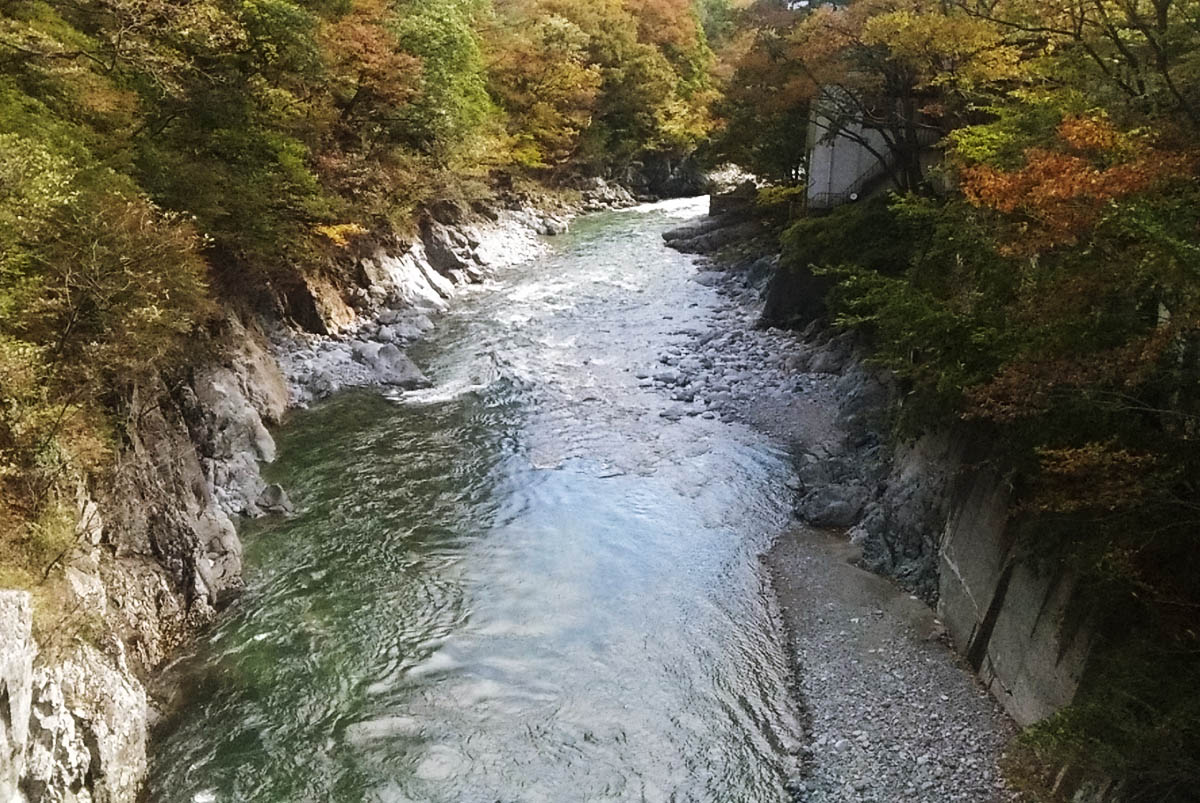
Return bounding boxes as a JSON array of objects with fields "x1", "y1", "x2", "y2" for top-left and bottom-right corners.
[{"x1": 807, "y1": 158, "x2": 894, "y2": 210}]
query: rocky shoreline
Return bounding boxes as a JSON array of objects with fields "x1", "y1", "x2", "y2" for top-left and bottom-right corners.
[
  {"x1": 659, "y1": 206, "x2": 1021, "y2": 802},
  {"x1": 0, "y1": 178, "x2": 638, "y2": 803}
]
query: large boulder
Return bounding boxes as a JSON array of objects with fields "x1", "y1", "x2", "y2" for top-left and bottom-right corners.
[
  {"x1": 0, "y1": 591, "x2": 35, "y2": 803},
  {"x1": 662, "y1": 220, "x2": 762, "y2": 255},
  {"x1": 421, "y1": 220, "x2": 484, "y2": 284},
  {"x1": 797, "y1": 483, "x2": 872, "y2": 528},
  {"x1": 759, "y1": 262, "x2": 835, "y2": 329},
  {"x1": 351, "y1": 342, "x2": 431, "y2": 389}
]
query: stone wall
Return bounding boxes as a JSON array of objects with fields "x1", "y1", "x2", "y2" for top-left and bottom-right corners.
[{"x1": 938, "y1": 468, "x2": 1092, "y2": 727}]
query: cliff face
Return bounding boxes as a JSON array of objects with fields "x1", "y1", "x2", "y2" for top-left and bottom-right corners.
[
  {"x1": 665, "y1": 205, "x2": 1097, "y2": 779},
  {"x1": 0, "y1": 187, "x2": 634, "y2": 802},
  {"x1": 0, "y1": 323, "x2": 285, "y2": 803},
  {"x1": 783, "y1": 329, "x2": 1093, "y2": 731}
]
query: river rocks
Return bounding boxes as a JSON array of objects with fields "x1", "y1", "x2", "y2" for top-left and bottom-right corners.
[
  {"x1": 538, "y1": 214, "x2": 570, "y2": 236},
  {"x1": 258, "y1": 484, "x2": 293, "y2": 515},
  {"x1": 653, "y1": 368, "x2": 684, "y2": 386},
  {"x1": 572, "y1": 177, "x2": 638, "y2": 211},
  {"x1": 639, "y1": 212, "x2": 1016, "y2": 800},
  {"x1": 798, "y1": 483, "x2": 871, "y2": 528},
  {"x1": 663, "y1": 218, "x2": 762, "y2": 254},
  {"x1": 662, "y1": 216, "x2": 729, "y2": 244},
  {"x1": 352, "y1": 342, "x2": 432, "y2": 389},
  {"x1": 619, "y1": 152, "x2": 712, "y2": 199},
  {"x1": 691, "y1": 270, "x2": 725, "y2": 287}
]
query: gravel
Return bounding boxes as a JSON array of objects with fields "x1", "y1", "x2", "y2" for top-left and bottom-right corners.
[{"x1": 768, "y1": 530, "x2": 1019, "y2": 803}]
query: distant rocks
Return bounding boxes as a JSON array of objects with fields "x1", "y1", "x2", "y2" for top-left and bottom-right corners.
[
  {"x1": 571, "y1": 177, "x2": 638, "y2": 212},
  {"x1": 351, "y1": 342, "x2": 431, "y2": 390},
  {"x1": 277, "y1": 184, "x2": 641, "y2": 408},
  {"x1": 662, "y1": 218, "x2": 763, "y2": 255}
]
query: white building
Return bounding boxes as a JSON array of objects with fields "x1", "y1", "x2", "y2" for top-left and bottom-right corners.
[{"x1": 805, "y1": 114, "x2": 894, "y2": 211}]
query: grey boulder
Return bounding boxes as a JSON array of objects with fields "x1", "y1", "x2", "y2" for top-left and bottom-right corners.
[{"x1": 351, "y1": 342, "x2": 431, "y2": 389}]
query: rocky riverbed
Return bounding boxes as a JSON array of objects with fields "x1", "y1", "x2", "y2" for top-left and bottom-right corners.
[{"x1": 660, "y1": 214, "x2": 1020, "y2": 803}]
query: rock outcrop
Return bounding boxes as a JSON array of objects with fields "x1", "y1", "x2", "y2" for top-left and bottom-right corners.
[
  {"x1": 1, "y1": 592, "x2": 34, "y2": 803},
  {"x1": 0, "y1": 181, "x2": 639, "y2": 802},
  {"x1": 667, "y1": 202, "x2": 1095, "y2": 750},
  {"x1": 777, "y1": 330, "x2": 1094, "y2": 729}
]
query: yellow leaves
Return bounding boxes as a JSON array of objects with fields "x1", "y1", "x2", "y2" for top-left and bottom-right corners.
[
  {"x1": 861, "y1": 7, "x2": 1021, "y2": 92},
  {"x1": 1031, "y1": 442, "x2": 1157, "y2": 514},
  {"x1": 314, "y1": 222, "x2": 367, "y2": 247}
]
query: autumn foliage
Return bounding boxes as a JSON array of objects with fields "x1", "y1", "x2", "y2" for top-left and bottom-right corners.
[
  {"x1": 735, "y1": 0, "x2": 1200, "y2": 793},
  {"x1": 961, "y1": 117, "x2": 1196, "y2": 253}
]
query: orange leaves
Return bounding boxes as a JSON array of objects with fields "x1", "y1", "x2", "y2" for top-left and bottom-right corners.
[
  {"x1": 961, "y1": 117, "x2": 1195, "y2": 253},
  {"x1": 964, "y1": 329, "x2": 1178, "y2": 423},
  {"x1": 320, "y1": 0, "x2": 420, "y2": 110},
  {"x1": 1058, "y1": 115, "x2": 1122, "y2": 152}
]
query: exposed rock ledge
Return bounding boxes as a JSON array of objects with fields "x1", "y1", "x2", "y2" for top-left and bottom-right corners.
[{"x1": 0, "y1": 180, "x2": 637, "y2": 802}]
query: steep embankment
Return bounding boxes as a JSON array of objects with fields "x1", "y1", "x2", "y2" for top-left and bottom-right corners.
[
  {"x1": 0, "y1": 180, "x2": 636, "y2": 802},
  {"x1": 663, "y1": 198, "x2": 1120, "y2": 801},
  {"x1": 661, "y1": 204, "x2": 1020, "y2": 802}
]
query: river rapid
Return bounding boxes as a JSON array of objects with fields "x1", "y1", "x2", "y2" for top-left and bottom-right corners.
[{"x1": 149, "y1": 198, "x2": 810, "y2": 802}]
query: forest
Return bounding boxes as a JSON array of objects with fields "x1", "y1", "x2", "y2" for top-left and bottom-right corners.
[
  {"x1": 0, "y1": 0, "x2": 724, "y2": 581},
  {"x1": 3, "y1": 0, "x2": 1199, "y2": 798},
  {"x1": 714, "y1": 0, "x2": 1200, "y2": 797}
]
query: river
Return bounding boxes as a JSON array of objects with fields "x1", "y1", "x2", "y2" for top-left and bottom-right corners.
[{"x1": 148, "y1": 198, "x2": 809, "y2": 802}]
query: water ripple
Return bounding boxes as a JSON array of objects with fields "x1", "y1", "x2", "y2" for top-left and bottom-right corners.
[{"x1": 150, "y1": 199, "x2": 804, "y2": 803}]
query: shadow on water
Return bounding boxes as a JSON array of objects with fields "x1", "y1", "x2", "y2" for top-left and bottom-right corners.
[{"x1": 149, "y1": 200, "x2": 806, "y2": 803}]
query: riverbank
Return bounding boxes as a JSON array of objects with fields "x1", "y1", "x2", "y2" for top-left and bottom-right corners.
[
  {"x1": 766, "y1": 529, "x2": 1015, "y2": 802},
  {"x1": 0, "y1": 179, "x2": 641, "y2": 803},
  {"x1": 660, "y1": 204, "x2": 1021, "y2": 802}
]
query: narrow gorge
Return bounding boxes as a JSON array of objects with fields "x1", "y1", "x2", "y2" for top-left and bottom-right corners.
[{"x1": 4, "y1": 192, "x2": 1027, "y2": 803}]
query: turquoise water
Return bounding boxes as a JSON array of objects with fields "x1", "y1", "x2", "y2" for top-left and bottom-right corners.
[{"x1": 149, "y1": 199, "x2": 804, "y2": 803}]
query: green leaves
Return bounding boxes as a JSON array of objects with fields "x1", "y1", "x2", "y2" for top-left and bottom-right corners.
[{"x1": 391, "y1": 0, "x2": 495, "y2": 158}]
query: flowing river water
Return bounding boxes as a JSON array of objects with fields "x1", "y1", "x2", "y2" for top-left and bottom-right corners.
[{"x1": 149, "y1": 198, "x2": 811, "y2": 802}]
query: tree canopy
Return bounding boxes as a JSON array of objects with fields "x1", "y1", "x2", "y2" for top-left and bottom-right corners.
[
  {"x1": 0, "y1": 0, "x2": 720, "y2": 583},
  {"x1": 717, "y1": 0, "x2": 1200, "y2": 794}
]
